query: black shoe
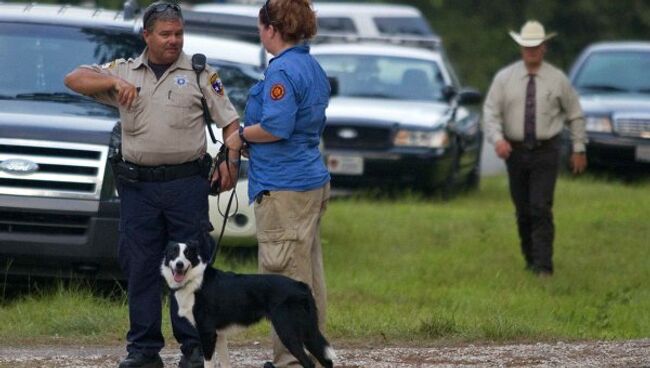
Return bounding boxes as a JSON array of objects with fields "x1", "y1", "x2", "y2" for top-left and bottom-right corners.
[
  {"x1": 263, "y1": 362, "x2": 276, "y2": 368},
  {"x1": 178, "y1": 346, "x2": 204, "y2": 368},
  {"x1": 118, "y1": 352, "x2": 163, "y2": 368},
  {"x1": 536, "y1": 270, "x2": 553, "y2": 278}
]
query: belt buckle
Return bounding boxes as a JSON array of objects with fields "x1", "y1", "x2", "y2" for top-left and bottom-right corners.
[
  {"x1": 523, "y1": 141, "x2": 537, "y2": 150},
  {"x1": 152, "y1": 166, "x2": 166, "y2": 181}
]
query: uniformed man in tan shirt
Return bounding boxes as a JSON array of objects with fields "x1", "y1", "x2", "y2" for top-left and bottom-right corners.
[
  {"x1": 483, "y1": 20, "x2": 587, "y2": 277},
  {"x1": 64, "y1": 2, "x2": 239, "y2": 367}
]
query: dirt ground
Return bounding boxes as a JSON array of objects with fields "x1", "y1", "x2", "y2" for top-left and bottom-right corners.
[{"x1": 0, "y1": 339, "x2": 649, "y2": 368}]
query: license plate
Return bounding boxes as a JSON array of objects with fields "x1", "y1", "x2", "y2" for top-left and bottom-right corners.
[
  {"x1": 635, "y1": 145, "x2": 650, "y2": 162},
  {"x1": 327, "y1": 155, "x2": 363, "y2": 175}
]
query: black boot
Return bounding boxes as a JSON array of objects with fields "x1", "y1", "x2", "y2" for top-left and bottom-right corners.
[
  {"x1": 178, "y1": 346, "x2": 204, "y2": 368},
  {"x1": 118, "y1": 352, "x2": 163, "y2": 368}
]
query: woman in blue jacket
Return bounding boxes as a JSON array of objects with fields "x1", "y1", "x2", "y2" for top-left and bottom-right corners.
[{"x1": 226, "y1": 0, "x2": 331, "y2": 366}]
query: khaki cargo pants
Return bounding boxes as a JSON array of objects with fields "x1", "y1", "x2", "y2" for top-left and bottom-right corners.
[{"x1": 254, "y1": 183, "x2": 330, "y2": 368}]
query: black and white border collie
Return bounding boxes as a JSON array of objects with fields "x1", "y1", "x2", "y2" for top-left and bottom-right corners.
[{"x1": 161, "y1": 241, "x2": 336, "y2": 368}]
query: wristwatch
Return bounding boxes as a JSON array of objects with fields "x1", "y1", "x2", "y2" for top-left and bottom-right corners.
[{"x1": 238, "y1": 125, "x2": 249, "y2": 145}]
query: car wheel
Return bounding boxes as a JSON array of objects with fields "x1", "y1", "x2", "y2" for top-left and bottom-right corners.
[
  {"x1": 465, "y1": 160, "x2": 481, "y2": 191},
  {"x1": 442, "y1": 145, "x2": 461, "y2": 200},
  {"x1": 465, "y1": 141, "x2": 482, "y2": 191}
]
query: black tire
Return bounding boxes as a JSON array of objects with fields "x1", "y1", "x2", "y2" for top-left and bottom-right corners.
[
  {"x1": 465, "y1": 160, "x2": 481, "y2": 191},
  {"x1": 441, "y1": 145, "x2": 461, "y2": 200},
  {"x1": 465, "y1": 140, "x2": 482, "y2": 191}
]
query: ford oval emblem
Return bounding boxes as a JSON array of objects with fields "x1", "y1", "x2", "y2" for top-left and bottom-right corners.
[
  {"x1": 0, "y1": 159, "x2": 40, "y2": 175},
  {"x1": 338, "y1": 128, "x2": 358, "y2": 139}
]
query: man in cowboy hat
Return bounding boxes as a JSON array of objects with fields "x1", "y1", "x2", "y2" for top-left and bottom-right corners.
[{"x1": 483, "y1": 20, "x2": 587, "y2": 277}]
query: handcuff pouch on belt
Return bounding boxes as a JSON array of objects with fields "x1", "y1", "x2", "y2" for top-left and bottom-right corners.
[{"x1": 108, "y1": 121, "x2": 127, "y2": 182}]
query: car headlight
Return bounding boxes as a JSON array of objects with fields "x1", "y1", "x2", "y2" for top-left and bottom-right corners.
[
  {"x1": 393, "y1": 129, "x2": 449, "y2": 148},
  {"x1": 585, "y1": 116, "x2": 612, "y2": 133}
]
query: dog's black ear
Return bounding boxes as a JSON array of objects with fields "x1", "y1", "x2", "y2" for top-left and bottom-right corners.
[{"x1": 186, "y1": 240, "x2": 199, "y2": 249}]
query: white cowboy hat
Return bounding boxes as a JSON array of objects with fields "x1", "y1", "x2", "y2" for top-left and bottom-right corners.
[{"x1": 509, "y1": 20, "x2": 557, "y2": 47}]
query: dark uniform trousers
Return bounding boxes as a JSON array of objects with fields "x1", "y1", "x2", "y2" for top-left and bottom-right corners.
[
  {"x1": 117, "y1": 174, "x2": 213, "y2": 356},
  {"x1": 505, "y1": 136, "x2": 560, "y2": 273}
]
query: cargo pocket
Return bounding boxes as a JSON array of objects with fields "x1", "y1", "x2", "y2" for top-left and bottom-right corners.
[{"x1": 258, "y1": 228, "x2": 298, "y2": 273}]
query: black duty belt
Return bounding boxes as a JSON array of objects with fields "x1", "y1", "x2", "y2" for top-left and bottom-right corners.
[
  {"x1": 122, "y1": 159, "x2": 204, "y2": 182},
  {"x1": 509, "y1": 135, "x2": 559, "y2": 150}
]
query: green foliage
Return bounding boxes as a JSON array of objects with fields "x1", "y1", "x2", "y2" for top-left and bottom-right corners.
[
  {"x1": 1, "y1": 175, "x2": 648, "y2": 346},
  {"x1": 393, "y1": 0, "x2": 650, "y2": 91}
]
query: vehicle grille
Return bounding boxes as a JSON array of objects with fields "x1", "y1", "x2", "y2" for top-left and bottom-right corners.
[
  {"x1": 323, "y1": 125, "x2": 393, "y2": 150},
  {"x1": 0, "y1": 211, "x2": 89, "y2": 236},
  {"x1": 614, "y1": 118, "x2": 650, "y2": 139},
  {"x1": 0, "y1": 138, "x2": 109, "y2": 200}
]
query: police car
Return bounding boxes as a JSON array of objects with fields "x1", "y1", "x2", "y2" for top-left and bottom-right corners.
[
  {"x1": 567, "y1": 41, "x2": 650, "y2": 171},
  {"x1": 0, "y1": 3, "x2": 259, "y2": 280},
  {"x1": 311, "y1": 42, "x2": 483, "y2": 194}
]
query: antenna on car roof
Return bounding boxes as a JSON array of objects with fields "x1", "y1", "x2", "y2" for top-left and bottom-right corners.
[{"x1": 123, "y1": 0, "x2": 140, "y2": 20}]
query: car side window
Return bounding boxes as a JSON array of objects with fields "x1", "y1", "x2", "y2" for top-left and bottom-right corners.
[
  {"x1": 318, "y1": 17, "x2": 357, "y2": 34},
  {"x1": 373, "y1": 17, "x2": 434, "y2": 37},
  {"x1": 209, "y1": 62, "x2": 261, "y2": 114}
]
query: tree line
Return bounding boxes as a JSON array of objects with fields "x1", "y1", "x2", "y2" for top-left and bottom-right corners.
[{"x1": 414, "y1": 0, "x2": 650, "y2": 91}]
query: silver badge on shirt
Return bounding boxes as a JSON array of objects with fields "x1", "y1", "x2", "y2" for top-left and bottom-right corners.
[{"x1": 175, "y1": 75, "x2": 188, "y2": 88}]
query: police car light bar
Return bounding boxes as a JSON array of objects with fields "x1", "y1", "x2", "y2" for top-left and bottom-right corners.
[{"x1": 313, "y1": 33, "x2": 442, "y2": 51}]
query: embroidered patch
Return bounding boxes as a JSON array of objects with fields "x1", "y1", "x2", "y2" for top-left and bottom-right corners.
[
  {"x1": 270, "y1": 83, "x2": 285, "y2": 100},
  {"x1": 100, "y1": 58, "x2": 125, "y2": 69},
  {"x1": 101, "y1": 60, "x2": 116, "y2": 69},
  {"x1": 175, "y1": 75, "x2": 188, "y2": 88},
  {"x1": 209, "y1": 72, "x2": 225, "y2": 96}
]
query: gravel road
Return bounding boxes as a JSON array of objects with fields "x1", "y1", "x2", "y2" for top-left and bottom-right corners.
[{"x1": 1, "y1": 340, "x2": 649, "y2": 367}]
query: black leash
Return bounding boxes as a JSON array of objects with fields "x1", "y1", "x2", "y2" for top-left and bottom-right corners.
[
  {"x1": 208, "y1": 145, "x2": 243, "y2": 265},
  {"x1": 190, "y1": 53, "x2": 242, "y2": 264}
]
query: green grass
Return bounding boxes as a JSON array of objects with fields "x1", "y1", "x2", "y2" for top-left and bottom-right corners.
[{"x1": 1, "y1": 174, "x2": 649, "y2": 346}]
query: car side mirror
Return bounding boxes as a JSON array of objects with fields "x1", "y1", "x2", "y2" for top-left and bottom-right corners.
[
  {"x1": 457, "y1": 87, "x2": 482, "y2": 105},
  {"x1": 442, "y1": 85, "x2": 456, "y2": 102},
  {"x1": 328, "y1": 76, "x2": 338, "y2": 97}
]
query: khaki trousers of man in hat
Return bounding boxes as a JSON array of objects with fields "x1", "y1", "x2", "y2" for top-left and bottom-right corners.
[{"x1": 254, "y1": 183, "x2": 330, "y2": 367}]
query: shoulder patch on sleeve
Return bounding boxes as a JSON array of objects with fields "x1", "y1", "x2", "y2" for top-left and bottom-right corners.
[
  {"x1": 209, "y1": 72, "x2": 225, "y2": 96},
  {"x1": 100, "y1": 58, "x2": 127, "y2": 70},
  {"x1": 270, "y1": 83, "x2": 285, "y2": 101}
]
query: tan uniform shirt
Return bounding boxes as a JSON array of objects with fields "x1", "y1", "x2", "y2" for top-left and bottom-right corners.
[
  {"x1": 483, "y1": 60, "x2": 587, "y2": 152},
  {"x1": 83, "y1": 49, "x2": 239, "y2": 166}
]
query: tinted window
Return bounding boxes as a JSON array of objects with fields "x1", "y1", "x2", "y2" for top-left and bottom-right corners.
[
  {"x1": 317, "y1": 17, "x2": 357, "y2": 34},
  {"x1": 315, "y1": 54, "x2": 446, "y2": 101},
  {"x1": 574, "y1": 50, "x2": 650, "y2": 93},
  {"x1": 209, "y1": 61, "x2": 261, "y2": 114},
  {"x1": 0, "y1": 22, "x2": 144, "y2": 96},
  {"x1": 373, "y1": 17, "x2": 434, "y2": 36}
]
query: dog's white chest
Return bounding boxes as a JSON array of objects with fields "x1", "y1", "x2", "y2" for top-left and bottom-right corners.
[{"x1": 175, "y1": 289, "x2": 196, "y2": 327}]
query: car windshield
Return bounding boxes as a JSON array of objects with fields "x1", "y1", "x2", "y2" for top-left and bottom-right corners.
[
  {"x1": 315, "y1": 54, "x2": 446, "y2": 101},
  {"x1": 573, "y1": 50, "x2": 650, "y2": 94},
  {"x1": 0, "y1": 22, "x2": 144, "y2": 98}
]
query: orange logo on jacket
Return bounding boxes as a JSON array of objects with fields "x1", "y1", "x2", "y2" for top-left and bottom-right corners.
[{"x1": 270, "y1": 83, "x2": 285, "y2": 100}]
